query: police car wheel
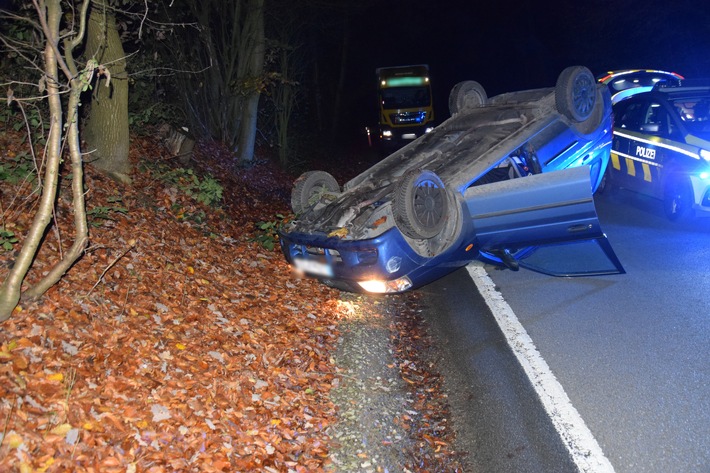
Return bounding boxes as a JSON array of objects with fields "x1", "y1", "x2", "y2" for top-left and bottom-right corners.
[
  {"x1": 394, "y1": 169, "x2": 449, "y2": 239},
  {"x1": 291, "y1": 171, "x2": 340, "y2": 214},
  {"x1": 595, "y1": 165, "x2": 612, "y2": 195},
  {"x1": 663, "y1": 177, "x2": 693, "y2": 220},
  {"x1": 449, "y1": 81, "x2": 487, "y2": 116}
]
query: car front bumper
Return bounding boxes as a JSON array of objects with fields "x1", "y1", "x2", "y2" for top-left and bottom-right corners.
[{"x1": 279, "y1": 227, "x2": 460, "y2": 293}]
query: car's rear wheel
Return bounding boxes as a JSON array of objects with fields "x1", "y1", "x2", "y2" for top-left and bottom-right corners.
[
  {"x1": 664, "y1": 176, "x2": 693, "y2": 220},
  {"x1": 449, "y1": 81, "x2": 487, "y2": 116},
  {"x1": 394, "y1": 170, "x2": 449, "y2": 239},
  {"x1": 291, "y1": 171, "x2": 340, "y2": 214},
  {"x1": 555, "y1": 66, "x2": 604, "y2": 134}
]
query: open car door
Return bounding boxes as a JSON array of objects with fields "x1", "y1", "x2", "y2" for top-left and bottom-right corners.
[{"x1": 465, "y1": 165, "x2": 625, "y2": 276}]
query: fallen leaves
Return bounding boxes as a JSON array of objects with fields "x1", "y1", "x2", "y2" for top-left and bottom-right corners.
[
  {"x1": 0, "y1": 132, "x2": 345, "y2": 472},
  {"x1": 389, "y1": 294, "x2": 467, "y2": 470},
  {"x1": 0, "y1": 130, "x2": 466, "y2": 472}
]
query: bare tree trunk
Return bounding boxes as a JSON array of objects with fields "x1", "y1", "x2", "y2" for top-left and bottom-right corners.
[
  {"x1": 237, "y1": 0, "x2": 265, "y2": 164},
  {"x1": 83, "y1": 0, "x2": 131, "y2": 183},
  {"x1": 24, "y1": 65, "x2": 91, "y2": 300},
  {"x1": 309, "y1": 28, "x2": 324, "y2": 134},
  {"x1": 273, "y1": 42, "x2": 298, "y2": 168},
  {"x1": 0, "y1": 0, "x2": 62, "y2": 321},
  {"x1": 0, "y1": 0, "x2": 91, "y2": 322},
  {"x1": 331, "y1": 11, "x2": 349, "y2": 137}
]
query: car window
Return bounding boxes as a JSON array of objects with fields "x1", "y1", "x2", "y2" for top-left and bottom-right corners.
[
  {"x1": 665, "y1": 107, "x2": 683, "y2": 140},
  {"x1": 514, "y1": 237, "x2": 625, "y2": 277},
  {"x1": 472, "y1": 157, "x2": 519, "y2": 186},
  {"x1": 615, "y1": 101, "x2": 645, "y2": 132},
  {"x1": 640, "y1": 102, "x2": 670, "y2": 137},
  {"x1": 471, "y1": 149, "x2": 541, "y2": 187},
  {"x1": 674, "y1": 98, "x2": 710, "y2": 135},
  {"x1": 692, "y1": 100, "x2": 710, "y2": 121}
]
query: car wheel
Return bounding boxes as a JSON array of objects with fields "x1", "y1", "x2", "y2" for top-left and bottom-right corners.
[
  {"x1": 449, "y1": 81, "x2": 487, "y2": 116},
  {"x1": 394, "y1": 170, "x2": 449, "y2": 239},
  {"x1": 291, "y1": 171, "x2": 340, "y2": 214},
  {"x1": 595, "y1": 164, "x2": 611, "y2": 194},
  {"x1": 664, "y1": 176, "x2": 693, "y2": 220},
  {"x1": 555, "y1": 66, "x2": 604, "y2": 134}
]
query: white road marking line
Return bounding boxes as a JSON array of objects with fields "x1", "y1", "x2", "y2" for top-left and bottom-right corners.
[{"x1": 466, "y1": 263, "x2": 615, "y2": 473}]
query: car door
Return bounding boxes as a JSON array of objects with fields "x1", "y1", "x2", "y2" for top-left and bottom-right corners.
[
  {"x1": 622, "y1": 100, "x2": 670, "y2": 198},
  {"x1": 464, "y1": 165, "x2": 625, "y2": 276},
  {"x1": 611, "y1": 99, "x2": 646, "y2": 191}
]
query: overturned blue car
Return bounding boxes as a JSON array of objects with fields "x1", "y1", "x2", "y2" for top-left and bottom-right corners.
[{"x1": 280, "y1": 66, "x2": 625, "y2": 293}]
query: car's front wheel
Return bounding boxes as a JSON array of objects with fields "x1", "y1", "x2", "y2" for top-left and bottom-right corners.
[
  {"x1": 291, "y1": 171, "x2": 340, "y2": 214},
  {"x1": 394, "y1": 170, "x2": 449, "y2": 239},
  {"x1": 664, "y1": 176, "x2": 693, "y2": 220}
]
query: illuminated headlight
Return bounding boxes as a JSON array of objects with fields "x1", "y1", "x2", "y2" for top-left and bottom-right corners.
[
  {"x1": 425, "y1": 127, "x2": 434, "y2": 133},
  {"x1": 699, "y1": 171, "x2": 710, "y2": 180},
  {"x1": 701, "y1": 149, "x2": 710, "y2": 161},
  {"x1": 382, "y1": 130, "x2": 393, "y2": 137},
  {"x1": 357, "y1": 276, "x2": 412, "y2": 293}
]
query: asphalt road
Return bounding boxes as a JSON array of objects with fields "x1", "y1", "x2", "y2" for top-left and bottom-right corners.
[{"x1": 419, "y1": 187, "x2": 710, "y2": 473}]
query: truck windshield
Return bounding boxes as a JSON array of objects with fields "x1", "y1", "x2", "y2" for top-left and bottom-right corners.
[{"x1": 381, "y1": 86, "x2": 431, "y2": 109}]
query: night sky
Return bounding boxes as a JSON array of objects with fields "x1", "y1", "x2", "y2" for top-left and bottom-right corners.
[{"x1": 340, "y1": 0, "x2": 710, "y2": 132}]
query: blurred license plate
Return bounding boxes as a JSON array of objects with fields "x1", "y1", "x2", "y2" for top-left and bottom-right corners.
[{"x1": 294, "y1": 258, "x2": 333, "y2": 277}]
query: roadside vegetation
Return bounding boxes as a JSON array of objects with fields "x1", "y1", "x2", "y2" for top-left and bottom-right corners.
[{"x1": 0, "y1": 128, "x2": 464, "y2": 471}]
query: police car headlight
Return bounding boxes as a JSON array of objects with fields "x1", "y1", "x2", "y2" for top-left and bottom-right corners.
[{"x1": 701, "y1": 149, "x2": 710, "y2": 162}]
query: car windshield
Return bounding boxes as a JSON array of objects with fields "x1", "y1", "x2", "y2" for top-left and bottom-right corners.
[{"x1": 380, "y1": 86, "x2": 431, "y2": 109}]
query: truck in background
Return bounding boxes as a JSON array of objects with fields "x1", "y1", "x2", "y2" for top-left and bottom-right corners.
[{"x1": 375, "y1": 65, "x2": 435, "y2": 151}]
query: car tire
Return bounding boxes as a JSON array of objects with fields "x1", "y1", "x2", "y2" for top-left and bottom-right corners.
[
  {"x1": 663, "y1": 176, "x2": 693, "y2": 220},
  {"x1": 394, "y1": 169, "x2": 449, "y2": 239},
  {"x1": 555, "y1": 66, "x2": 604, "y2": 134},
  {"x1": 449, "y1": 81, "x2": 487, "y2": 116},
  {"x1": 595, "y1": 164, "x2": 612, "y2": 194},
  {"x1": 291, "y1": 171, "x2": 340, "y2": 214}
]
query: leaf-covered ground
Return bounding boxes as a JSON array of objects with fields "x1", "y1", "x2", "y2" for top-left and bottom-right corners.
[{"x1": 0, "y1": 131, "x2": 465, "y2": 472}]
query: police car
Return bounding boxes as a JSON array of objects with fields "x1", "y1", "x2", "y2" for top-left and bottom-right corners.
[{"x1": 605, "y1": 79, "x2": 710, "y2": 219}]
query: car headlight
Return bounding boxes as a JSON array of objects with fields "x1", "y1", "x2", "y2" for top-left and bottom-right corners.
[
  {"x1": 357, "y1": 276, "x2": 412, "y2": 293},
  {"x1": 382, "y1": 130, "x2": 393, "y2": 137}
]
